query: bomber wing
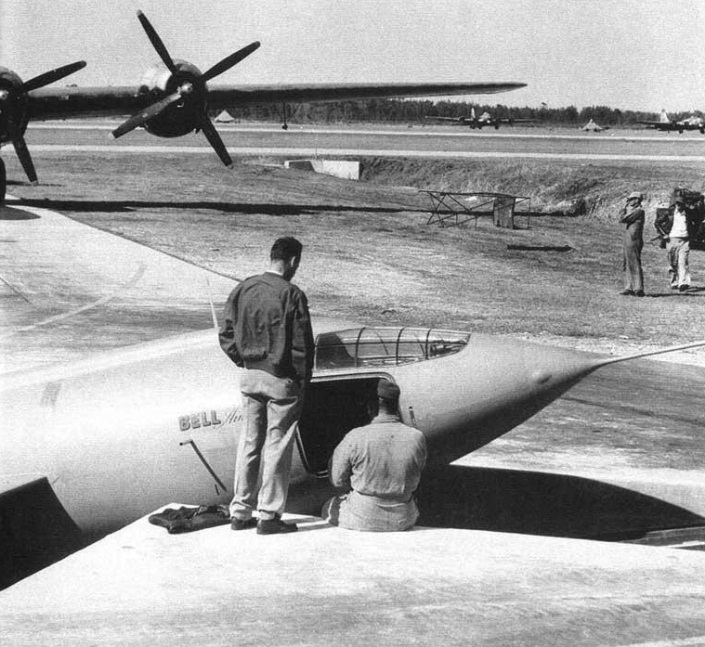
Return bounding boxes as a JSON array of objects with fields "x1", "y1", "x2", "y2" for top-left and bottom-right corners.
[
  {"x1": 639, "y1": 109, "x2": 676, "y2": 130},
  {"x1": 424, "y1": 116, "x2": 473, "y2": 124},
  {"x1": 638, "y1": 120, "x2": 677, "y2": 130},
  {"x1": 27, "y1": 82, "x2": 526, "y2": 121}
]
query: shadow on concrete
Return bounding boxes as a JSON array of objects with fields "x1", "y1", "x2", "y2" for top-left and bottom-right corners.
[
  {"x1": 16, "y1": 198, "x2": 415, "y2": 217},
  {"x1": 5, "y1": 464, "x2": 703, "y2": 591},
  {"x1": 0, "y1": 478, "x2": 85, "y2": 591},
  {"x1": 418, "y1": 465, "x2": 705, "y2": 541},
  {"x1": 0, "y1": 207, "x2": 41, "y2": 221}
]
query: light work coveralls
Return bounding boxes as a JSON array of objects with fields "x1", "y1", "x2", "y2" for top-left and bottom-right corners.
[{"x1": 621, "y1": 205, "x2": 645, "y2": 293}]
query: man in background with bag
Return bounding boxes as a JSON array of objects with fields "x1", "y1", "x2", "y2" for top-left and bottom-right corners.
[{"x1": 655, "y1": 190, "x2": 705, "y2": 293}]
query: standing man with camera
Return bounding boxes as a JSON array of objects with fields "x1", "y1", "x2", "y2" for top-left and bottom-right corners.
[{"x1": 619, "y1": 191, "x2": 646, "y2": 297}]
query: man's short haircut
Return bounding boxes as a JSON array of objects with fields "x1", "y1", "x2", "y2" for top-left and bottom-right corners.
[{"x1": 271, "y1": 236, "x2": 303, "y2": 262}]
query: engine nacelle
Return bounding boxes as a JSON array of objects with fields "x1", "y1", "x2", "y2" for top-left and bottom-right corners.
[
  {"x1": 137, "y1": 60, "x2": 208, "y2": 138},
  {"x1": 0, "y1": 67, "x2": 30, "y2": 145}
]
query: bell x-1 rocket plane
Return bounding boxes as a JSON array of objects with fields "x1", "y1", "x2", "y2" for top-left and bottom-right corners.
[{"x1": 3, "y1": 303, "x2": 705, "y2": 588}]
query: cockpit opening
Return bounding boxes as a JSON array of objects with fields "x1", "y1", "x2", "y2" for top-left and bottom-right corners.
[
  {"x1": 297, "y1": 377, "x2": 380, "y2": 476},
  {"x1": 297, "y1": 328, "x2": 470, "y2": 476}
]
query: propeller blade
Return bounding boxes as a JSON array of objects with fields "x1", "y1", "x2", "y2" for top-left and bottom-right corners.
[
  {"x1": 200, "y1": 118, "x2": 233, "y2": 168},
  {"x1": 111, "y1": 91, "x2": 182, "y2": 139},
  {"x1": 137, "y1": 10, "x2": 177, "y2": 74},
  {"x1": 12, "y1": 137, "x2": 38, "y2": 184},
  {"x1": 202, "y1": 41, "x2": 260, "y2": 82},
  {"x1": 22, "y1": 61, "x2": 87, "y2": 93}
]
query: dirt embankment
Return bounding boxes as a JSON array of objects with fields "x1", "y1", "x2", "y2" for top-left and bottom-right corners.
[{"x1": 362, "y1": 157, "x2": 705, "y2": 223}]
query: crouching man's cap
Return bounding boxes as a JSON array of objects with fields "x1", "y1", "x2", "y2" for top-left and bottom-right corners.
[
  {"x1": 377, "y1": 379, "x2": 401, "y2": 402},
  {"x1": 628, "y1": 191, "x2": 643, "y2": 201}
]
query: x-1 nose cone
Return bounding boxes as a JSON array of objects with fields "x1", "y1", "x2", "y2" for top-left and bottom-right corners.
[{"x1": 397, "y1": 334, "x2": 604, "y2": 466}]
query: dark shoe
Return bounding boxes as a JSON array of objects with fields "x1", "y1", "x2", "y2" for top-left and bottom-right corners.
[
  {"x1": 671, "y1": 284, "x2": 679, "y2": 290},
  {"x1": 679, "y1": 284, "x2": 690, "y2": 292},
  {"x1": 619, "y1": 289, "x2": 635, "y2": 296},
  {"x1": 257, "y1": 517, "x2": 298, "y2": 535},
  {"x1": 635, "y1": 290, "x2": 645, "y2": 297},
  {"x1": 231, "y1": 517, "x2": 257, "y2": 531}
]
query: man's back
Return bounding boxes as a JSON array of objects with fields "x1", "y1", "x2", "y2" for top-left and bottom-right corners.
[
  {"x1": 219, "y1": 272, "x2": 313, "y2": 381},
  {"x1": 330, "y1": 413, "x2": 427, "y2": 503}
]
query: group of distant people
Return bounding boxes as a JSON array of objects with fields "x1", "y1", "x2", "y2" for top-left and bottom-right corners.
[
  {"x1": 218, "y1": 237, "x2": 426, "y2": 536},
  {"x1": 620, "y1": 190, "x2": 701, "y2": 296}
]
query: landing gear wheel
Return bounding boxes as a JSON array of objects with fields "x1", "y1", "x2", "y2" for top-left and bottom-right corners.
[{"x1": 0, "y1": 158, "x2": 6, "y2": 205}]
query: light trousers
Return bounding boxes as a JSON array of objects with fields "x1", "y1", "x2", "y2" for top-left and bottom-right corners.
[
  {"x1": 322, "y1": 491, "x2": 419, "y2": 532},
  {"x1": 623, "y1": 234, "x2": 644, "y2": 292},
  {"x1": 667, "y1": 237, "x2": 691, "y2": 288},
  {"x1": 230, "y1": 369, "x2": 302, "y2": 521}
]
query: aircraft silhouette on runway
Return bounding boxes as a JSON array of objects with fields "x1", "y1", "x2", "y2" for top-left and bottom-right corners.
[
  {"x1": 425, "y1": 106, "x2": 534, "y2": 129},
  {"x1": 639, "y1": 109, "x2": 705, "y2": 134},
  {"x1": 0, "y1": 10, "x2": 526, "y2": 202}
]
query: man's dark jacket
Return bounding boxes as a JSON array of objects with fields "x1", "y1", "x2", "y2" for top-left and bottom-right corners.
[
  {"x1": 219, "y1": 272, "x2": 314, "y2": 382},
  {"x1": 655, "y1": 205, "x2": 704, "y2": 240}
]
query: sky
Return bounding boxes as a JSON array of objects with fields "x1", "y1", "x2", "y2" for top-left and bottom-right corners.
[{"x1": 2, "y1": 0, "x2": 705, "y2": 113}]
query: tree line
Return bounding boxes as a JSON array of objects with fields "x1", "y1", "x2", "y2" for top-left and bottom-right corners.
[{"x1": 215, "y1": 99, "x2": 702, "y2": 128}]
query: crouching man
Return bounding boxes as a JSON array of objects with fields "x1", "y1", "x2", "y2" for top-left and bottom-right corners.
[{"x1": 321, "y1": 379, "x2": 427, "y2": 532}]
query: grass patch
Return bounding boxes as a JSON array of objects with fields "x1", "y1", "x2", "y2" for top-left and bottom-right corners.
[{"x1": 6, "y1": 151, "x2": 705, "y2": 350}]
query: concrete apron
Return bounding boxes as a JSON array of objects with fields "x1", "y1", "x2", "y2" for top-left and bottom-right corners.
[
  {"x1": 0, "y1": 197, "x2": 235, "y2": 310},
  {"x1": 1, "y1": 509, "x2": 705, "y2": 647},
  {"x1": 0, "y1": 197, "x2": 237, "y2": 371}
]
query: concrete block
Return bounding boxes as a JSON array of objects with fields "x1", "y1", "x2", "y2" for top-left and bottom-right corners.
[{"x1": 285, "y1": 159, "x2": 360, "y2": 180}]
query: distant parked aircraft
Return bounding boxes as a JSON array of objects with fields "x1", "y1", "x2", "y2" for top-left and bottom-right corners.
[
  {"x1": 639, "y1": 109, "x2": 705, "y2": 134},
  {"x1": 425, "y1": 107, "x2": 534, "y2": 130},
  {"x1": 581, "y1": 119, "x2": 608, "y2": 132}
]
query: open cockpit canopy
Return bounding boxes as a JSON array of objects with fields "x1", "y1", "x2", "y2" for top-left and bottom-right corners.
[{"x1": 314, "y1": 327, "x2": 470, "y2": 371}]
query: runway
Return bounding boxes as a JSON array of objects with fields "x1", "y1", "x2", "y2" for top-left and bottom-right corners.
[
  {"x1": 29, "y1": 120, "x2": 705, "y2": 142},
  {"x1": 25, "y1": 144, "x2": 705, "y2": 164},
  {"x1": 22, "y1": 120, "x2": 705, "y2": 164}
]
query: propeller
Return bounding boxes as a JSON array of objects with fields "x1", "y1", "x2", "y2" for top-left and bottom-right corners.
[
  {"x1": 11, "y1": 136, "x2": 38, "y2": 184},
  {"x1": 21, "y1": 61, "x2": 87, "y2": 93},
  {"x1": 112, "y1": 11, "x2": 260, "y2": 168},
  {"x1": 111, "y1": 91, "x2": 183, "y2": 139},
  {"x1": 136, "y1": 10, "x2": 177, "y2": 74},
  {"x1": 1, "y1": 61, "x2": 86, "y2": 185}
]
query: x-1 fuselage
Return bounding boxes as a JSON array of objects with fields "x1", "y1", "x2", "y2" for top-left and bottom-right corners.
[{"x1": 0, "y1": 320, "x2": 618, "y2": 535}]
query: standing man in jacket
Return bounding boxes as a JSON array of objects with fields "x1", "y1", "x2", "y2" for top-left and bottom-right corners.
[
  {"x1": 619, "y1": 191, "x2": 645, "y2": 297},
  {"x1": 219, "y1": 237, "x2": 314, "y2": 535},
  {"x1": 655, "y1": 194, "x2": 700, "y2": 292},
  {"x1": 321, "y1": 379, "x2": 427, "y2": 532}
]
